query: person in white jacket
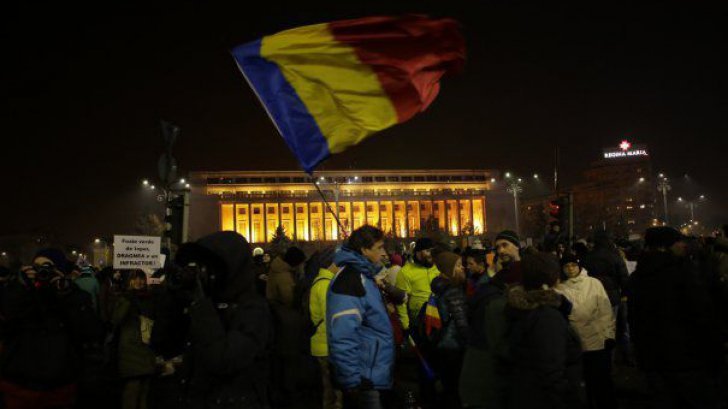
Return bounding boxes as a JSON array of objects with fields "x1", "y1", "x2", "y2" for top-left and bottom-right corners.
[{"x1": 557, "y1": 252, "x2": 617, "y2": 409}]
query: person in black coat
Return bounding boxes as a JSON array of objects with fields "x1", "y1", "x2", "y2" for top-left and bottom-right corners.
[
  {"x1": 583, "y1": 230, "x2": 629, "y2": 307},
  {"x1": 149, "y1": 232, "x2": 273, "y2": 409},
  {"x1": 0, "y1": 248, "x2": 104, "y2": 409},
  {"x1": 506, "y1": 252, "x2": 584, "y2": 409},
  {"x1": 628, "y1": 227, "x2": 726, "y2": 409}
]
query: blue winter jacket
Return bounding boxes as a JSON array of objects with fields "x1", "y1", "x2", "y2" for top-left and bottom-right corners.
[{"x1": 327, "y1": 246, "x2": 395, "y2": 390}]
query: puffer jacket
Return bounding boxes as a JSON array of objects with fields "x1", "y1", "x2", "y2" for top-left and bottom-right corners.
[
  {"x1": 327, "y1": 247, "x2": 394, "y2": 391},
  {"x1": 395, "y1": 261, "x2": 440, "y2": 330},
  {"x1": 506, "y1": 286, "x2": 583, "y2": 409},
  {"x1": 430, "y1": 277, "x2": 468, "y2": 350},
  {"x1": 151, "y1": 232, "x2": 273, "y2": 409},
  {"x1": 556, "y1": 269, "x2": 615, "y2": 352},
  {"x1": 309, "y1": 268, "x2": 334, "y2": 357}
]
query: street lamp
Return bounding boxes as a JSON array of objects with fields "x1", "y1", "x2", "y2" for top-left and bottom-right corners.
[
  {"x1": 142, "y1": 179, "x2": 149, "y2": 186},
  {"x1": 533, "y1": 174, "x2": 539, "y2": 179},
  {"x1": 94, "y1": 238, "x2": 101, "y2": 244},
  {"x1": 657, "y1": 175, "x2": 671, "y2": 225},
  {"x1": 506, "y1": 177, "x2": 524, "y2": 235}
]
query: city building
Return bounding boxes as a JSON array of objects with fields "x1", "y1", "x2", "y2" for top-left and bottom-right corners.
[
  {"x1": 571, "y1": 140, "x2": 658, "y2": 238},
  {"x1": 187, "y1": 169, "x2": 510, "y2": 244}
]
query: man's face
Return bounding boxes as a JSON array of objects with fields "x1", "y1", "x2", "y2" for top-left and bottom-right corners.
[
  {"x1": 495, "y1": 239, "x2": 520, "y2": 264},
  {"x1": 362, "y1": 240, "x2": 387, "y2": 266},
  {"x1": 129, "y1": 275, "x2": 147, "y2": 290},
  {"x1": 552, "y1": 225, "x2": 561, "y2": 233},
  {"x1": 466, "y1": 257, "x2": 485, "y2": 274},
  {"x1": 416, "y1": 249, "x2": 433, "y2": 265},
  {"x1": 262, "y1": 254, "x2": 271, "y2": 263}
]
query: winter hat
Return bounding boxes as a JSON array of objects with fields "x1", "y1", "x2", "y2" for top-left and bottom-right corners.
[
  {"x1": 252, "y1": 247, "x2": 265, "y2": 257},
  {"x1": 435, "y1": 252, "x2": 461, "y2": 279},
  {"x1": 390, "y1": 254, "x2": 404, "y2": 267},
  {"x1": 521, "y1": 252, "x2": 561, "y2": 290},
  {"x1": 495, "y1": 230, "x2": 521, "y2": 249},
  {"x1": 413, "y1": 238, "x2": 435, "y2": 253},
  {"x1": 283, "y1": 246, "x2": 306, "y2": 267},
  {"x1": 34, "y1": 248, "x2": 72, "y2": 274},
  {"x1": 560, "y1": 252, "x2": 580, "y2": 267},
  {"x1": 645, "y1": 227, "x2": 684, "y2": 249}
]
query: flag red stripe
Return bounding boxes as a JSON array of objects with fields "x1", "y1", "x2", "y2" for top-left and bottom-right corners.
[{"x1": 329, "y1": 16, "x2": 465, "y2": 123}]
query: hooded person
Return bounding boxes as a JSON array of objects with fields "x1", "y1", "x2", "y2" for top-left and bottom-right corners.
[
  {"x1": 505, "y1": 252, "x2": 584, "y2": 409},
  {"x1": 395, "y1": 238, "x2": 441, "y2": 331},
  {"x1": 0, "y1": 249, "x2": 103, "y2": 409},
  {"x1": 149, "y1": 231, "x2": 272, "y2": 409},
  {"x1": 327, "y1": 225, "x2": 394, "y2": 409},
  {"x1": 583, "y1": 230, "x2": 629, "y2": 307}
]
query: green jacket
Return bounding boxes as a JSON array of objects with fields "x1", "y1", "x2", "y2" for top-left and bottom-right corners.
[
  {"x1": 395, "y1": 261, "x2": 440, "y2": 330},
  {"x1": 309, "y1": 268, "x2": 334, "y2": 357},
  {"x1": 111, "y1": 292, "x2": 157, "y2": 378}
]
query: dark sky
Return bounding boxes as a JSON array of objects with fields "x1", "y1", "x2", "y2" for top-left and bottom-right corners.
[{"x1": 2, "y1": 1, "x2": 727, "y2": 247}]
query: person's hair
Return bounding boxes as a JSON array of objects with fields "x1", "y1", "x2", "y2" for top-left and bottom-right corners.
[
  {"x1": 465, "y1": 249, "x2": 487, "y2": 266},
  {"x1": 521, "y1": 252, "x2": 561, "y2": 290},
  {"x1": 126, "y1": 270, "x2": 147, "y2": 289},
  {"x1": 347, "y1": 225, "x2": 385, "y2": 254}
]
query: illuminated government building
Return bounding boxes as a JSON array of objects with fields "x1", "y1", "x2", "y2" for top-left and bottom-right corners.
[{"x1": 188, "y1": 170, "x2": 506, "y2": 244}]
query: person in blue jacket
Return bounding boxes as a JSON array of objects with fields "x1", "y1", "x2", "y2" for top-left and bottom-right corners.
[{"x1": 327, "y1": 225, "x2": 394, "y2": 409}]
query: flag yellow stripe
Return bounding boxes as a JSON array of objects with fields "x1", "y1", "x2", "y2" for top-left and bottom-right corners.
[{"x1": 260, "y1": 23, "x2": 398, "y2": 154}]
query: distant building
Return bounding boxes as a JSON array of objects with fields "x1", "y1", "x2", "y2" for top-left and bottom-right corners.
[
  {"x1": 571, "y1": 140, "x2": 658, "y2": 238},
  {"x1": 188, "y1": 169, "x2": 511, "y2": 244}
]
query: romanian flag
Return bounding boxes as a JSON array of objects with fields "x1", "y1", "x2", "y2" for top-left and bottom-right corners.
[
  {"x1": 232, "y1": 15, "x2": 465, "y2": 173},
  {"x1": 424, "y1": 294, "x2": 442, "y2": 336}
]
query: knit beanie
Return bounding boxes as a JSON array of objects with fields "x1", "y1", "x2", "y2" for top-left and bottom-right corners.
[
  {"x1": 390, "y1": 254, "x2": 404, "y2": 267},
  {"x1": 495, "y1": 230, "x2": 521, "y2": 249},
  {"x1": 435, "y1": 251, "x2": 461, "y2": 279},
  {"x1": 560, "y1": 252, "x2": 580, "y2": 267},
  {"x1": 413, "y1": 238, "x2": 435, "y2": 253},
  {"x1": 34, "y1": 248, "x2": 72, "y2": 274}
]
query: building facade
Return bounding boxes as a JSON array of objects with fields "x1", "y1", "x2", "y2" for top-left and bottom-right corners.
[
  {"x1": 571, "y1": 141, "x2": 658, "y2": 238},
  {"x1": 188, "y1": 170, "x2": 500, "y2": 244}
]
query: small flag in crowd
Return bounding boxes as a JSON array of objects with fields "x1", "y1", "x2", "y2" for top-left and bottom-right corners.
[
  {"x1": 232, "y1": 15, "x2": 465, "y2": 173},
  {"x1": 424, "y1": 294, "x2": 442, "y2": 336}
]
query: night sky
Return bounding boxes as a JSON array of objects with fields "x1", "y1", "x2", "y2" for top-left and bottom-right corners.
[{"x1": 3, "y1": 1, "x2": 727, "y2": 247}]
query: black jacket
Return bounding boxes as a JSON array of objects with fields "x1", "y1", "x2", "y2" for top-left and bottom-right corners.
[
  {"x1": 0, "y1": 279, "x2": 103, "y2": 389},
  {"x1": 628, "y1": 251, "x2": 723, "y2": 372},
  {"x1": 151, "y1": 232, "x2": 273, "y2": 409},
  {"x1": 506, "y1": 286, "x2": 583, "y2": 409},
  {"x1": 431, "y1": 277, "x2": 468, "y2": 350},
  {"x1": 583, "y1": 246, "x2": 629, "y2": 306}
]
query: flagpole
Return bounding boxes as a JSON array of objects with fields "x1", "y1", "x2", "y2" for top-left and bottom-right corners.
[{"x1": 311, "y1": 178, "x2": 349, "y2": 240}]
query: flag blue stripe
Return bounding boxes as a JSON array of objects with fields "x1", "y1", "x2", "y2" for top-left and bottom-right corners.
[{"x1": 231, "y1": 39, "x2": 330, "y2": 173}]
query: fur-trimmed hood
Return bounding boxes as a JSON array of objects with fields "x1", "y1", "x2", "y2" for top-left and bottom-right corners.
[{"x1": 507, "y1": 285, "x2": 563, "y2": 311}]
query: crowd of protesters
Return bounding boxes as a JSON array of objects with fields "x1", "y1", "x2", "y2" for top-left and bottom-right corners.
[{"x1": 1, "y1": 223, "x2": 727, "y2": 409}]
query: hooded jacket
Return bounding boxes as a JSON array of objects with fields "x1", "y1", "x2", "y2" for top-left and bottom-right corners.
[
  {"x1": 266, "y1": 256, "x2": 296, "y2": 308},
  {"x1": 506, "y1": 286, "x2": 583, "y2": 409},
  {"x1": 151, "y1": 232, "x2": 272, "y2": 409},
  {"x1": 327, "y1": 247, "x2": 394, "y2": 391},
  {"x1": 583, "y1": 243, "x2": 629, "y2": 306},
  {"x1": 628, "y1": 250, "x2": 723, "y2": 372},
  {"x1": 430, "y1": 276, "x2": 468, "y2": 350},
  {"x1": 394, "y1": 260, "x2": 440, "y2": 330},
  {"x1": 556, "y1": 269, "x2": 615, "y2": 352}
]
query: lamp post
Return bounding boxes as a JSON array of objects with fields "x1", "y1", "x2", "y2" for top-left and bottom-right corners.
[
  {"x1": 656, "y1": 175, "x2": 671, "y2": 225},
  {"x1": 677, "y1": 195, "x2": 706, "y2": 225},
  {"x1": 506, "y1": 175, "x2": 524, "y2": 235}
]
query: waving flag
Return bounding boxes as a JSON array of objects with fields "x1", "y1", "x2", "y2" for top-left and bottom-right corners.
[{"x1": 232, "y1": 15, "x2": 465, "y2": 173}]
